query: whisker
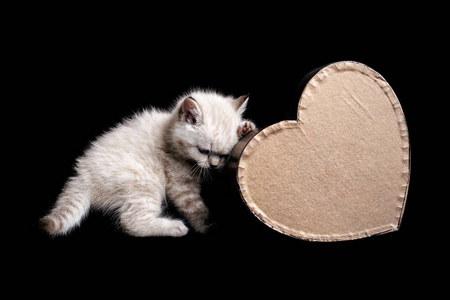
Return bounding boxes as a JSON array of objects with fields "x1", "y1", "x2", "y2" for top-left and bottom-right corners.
[
  {"x1": 188, "y1": 163, "x2": 201, "y2": 178},
  {"x1": 202, "y1": 167, "x2": 213, "y2": 184}
]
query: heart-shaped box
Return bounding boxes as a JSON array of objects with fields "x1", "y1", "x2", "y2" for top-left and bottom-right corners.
[{"x1": 230, "y1": 61, "x2": 410, "y2": 241}]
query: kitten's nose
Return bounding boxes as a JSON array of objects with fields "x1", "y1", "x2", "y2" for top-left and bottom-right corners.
[{"x1": 209, "y1": 156, "x2": 220, "y2": 168}]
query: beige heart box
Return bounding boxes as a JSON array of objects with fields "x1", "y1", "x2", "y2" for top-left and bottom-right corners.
[{"x1": 230, "y1": 61, "x2": 410, "y2": 241}]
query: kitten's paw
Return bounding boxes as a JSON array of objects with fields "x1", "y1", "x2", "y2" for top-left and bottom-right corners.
[
  {"x1": 188, "y1": 205, "x2": 212, "y2": 234},
  {"x1": 192, "y1": 221, "x2": 212, "y2": 234},
  {"x1": 238, "y1": 121, "x2": 256, "y2": 138},
  {"x1": 167, "y1": 220, "x2": 189, "y2": 237},
  {"x1": 39, "y1": 216, "x2": 56, "y2": 235}
]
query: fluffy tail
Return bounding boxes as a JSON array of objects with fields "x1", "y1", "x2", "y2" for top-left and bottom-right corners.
[{"x1": 40, "y1": 177, "x2": 90, "y2": 235}]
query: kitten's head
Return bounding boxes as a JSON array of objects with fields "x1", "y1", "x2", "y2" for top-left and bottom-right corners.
[{"x1": 170, "y1": 89, "x2": 249, "y2": 170}]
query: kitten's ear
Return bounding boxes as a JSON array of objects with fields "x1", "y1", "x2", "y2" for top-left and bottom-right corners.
[
  {"x1": 180, "y1": 96, "x2": 202, "y2": 125},
  {"x1": 234, "y1": 94, "x2": 249, "y2": 114}
]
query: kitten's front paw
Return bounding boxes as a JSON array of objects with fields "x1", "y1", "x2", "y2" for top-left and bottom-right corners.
[
  {"x1": 238, "y1": 121, "x2": 256, "y2": 138},
  {"x1": 193, "y1": 222, "x2": 211, "y2": 234},
  {"x1": 190, "y1": 215, "x2": 213, "y2": 234}
]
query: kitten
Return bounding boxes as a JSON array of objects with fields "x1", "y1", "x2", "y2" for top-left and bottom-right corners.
[{"x1": 40, "y1": 89, "x2": 256, "y2": 237}]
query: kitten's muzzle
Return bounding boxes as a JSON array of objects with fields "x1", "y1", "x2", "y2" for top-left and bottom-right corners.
[
  {"x1": 208, "y1": 155, "x2": 220, "y2": 167},
  {"x1": 209, "y1": 164, "x2": 221, "y2": 170}
]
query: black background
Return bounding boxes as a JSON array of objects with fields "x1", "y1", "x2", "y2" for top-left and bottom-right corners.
[{"x1": 18, "y1": 5, "x2": 439, "y2": 293}]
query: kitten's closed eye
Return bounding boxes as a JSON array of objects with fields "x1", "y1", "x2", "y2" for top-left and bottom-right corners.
[
  {"x1": 198, "y1": 147, "x2": 210, "y2": 155},
  {"x1": 197, "y1": 147, "x2": 229, "y2": 159}
]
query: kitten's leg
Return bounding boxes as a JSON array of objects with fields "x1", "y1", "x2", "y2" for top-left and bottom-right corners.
[
  {"x1": 237, "y1": 120, "x2": 256, "y2": 138},
  {"x1": 40, "y1": 176, "x2": 91, "y2": 235},
  {"x1": 119, "y1": 196, "x2": 189, "y2": 237},
  {"x1": 168, "y1": 185, "x2": 211, "y2": 234}
]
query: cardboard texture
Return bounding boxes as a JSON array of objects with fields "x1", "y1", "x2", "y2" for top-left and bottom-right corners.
[{"x1": 231, "y1": 61, "x2": 410, "y2": 241}]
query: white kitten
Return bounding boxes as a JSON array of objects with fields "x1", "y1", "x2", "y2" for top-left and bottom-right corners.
[{"x1": 40, "y1": 89, "x2": 256, "y2": 237}]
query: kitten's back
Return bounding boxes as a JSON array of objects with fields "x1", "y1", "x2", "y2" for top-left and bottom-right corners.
[{"x1": 41, "y1": 108, "x2": 173, "y2": 235}]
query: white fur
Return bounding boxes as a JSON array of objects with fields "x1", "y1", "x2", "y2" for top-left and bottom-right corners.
[{"x1": 40, "y1": 89, "x2": 255, "y2": 237}]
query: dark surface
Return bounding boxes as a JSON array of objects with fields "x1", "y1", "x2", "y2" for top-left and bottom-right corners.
[{"x1": 17, "y1": 6, "x2": 437, "y2": 292}]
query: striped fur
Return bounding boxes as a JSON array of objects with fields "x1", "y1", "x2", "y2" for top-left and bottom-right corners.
[{"x1": 40, "y1": 89, "x2": 255, "y2": 237}]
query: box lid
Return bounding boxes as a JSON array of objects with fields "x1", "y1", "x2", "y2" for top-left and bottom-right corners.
[{"x1": 231, "y1": 61, "x2": 410, "y2": 241}]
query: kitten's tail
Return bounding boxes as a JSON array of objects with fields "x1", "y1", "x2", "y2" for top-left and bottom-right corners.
[{"x1": 40, "y1": 176, "x2": 90, "y2": 236}]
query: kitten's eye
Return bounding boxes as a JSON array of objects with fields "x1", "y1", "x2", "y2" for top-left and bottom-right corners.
[{"x1": 198, "y1": 147, "x2": 210, "y2": 155}]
